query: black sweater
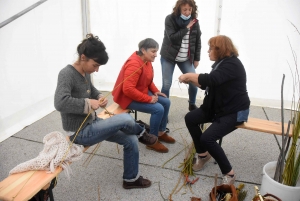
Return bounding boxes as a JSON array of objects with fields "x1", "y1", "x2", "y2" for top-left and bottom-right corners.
[
  {"x1": 160, "y1": 14, "x2": 201, "y2": 63},
  {"x1": 198, "y1": 56, "x2": 250, "y2": 119}
]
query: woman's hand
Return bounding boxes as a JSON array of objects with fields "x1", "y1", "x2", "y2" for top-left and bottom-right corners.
[
  {"x1": 99, "y1": 97, "x2": 108, "y2": 108},
  {"x1": 150, "y1": 95, "x2": 158, "y2": 103},
  {"x1": 90, "y1": 99, "x2": 100, "y2": 110},
  {"x1": 155, "y1": 92, "x2": 167, "y2": 98},
  {"x1": 90, "y1": 97, "x2": 108, "y2": 110},
  {"x1": 178, "y1": 74, "x2": 190, "y2": 84},
  {"x1": 194, "y1": 61, "x2": 199, "y2": 68},
  {"x1": 179, "y1": 73, "x2": 201, "y2": 87},
  {"x1": 187, "y1": 19, "x2": 197, "y2": 29}
]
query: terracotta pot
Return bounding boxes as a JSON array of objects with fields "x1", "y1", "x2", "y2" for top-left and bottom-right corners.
[{"x1": 209, "y1": 184, "x2": 238, "y2": 201}]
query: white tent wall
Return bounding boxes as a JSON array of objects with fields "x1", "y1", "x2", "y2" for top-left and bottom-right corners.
[
  {"x1": 0, "y1": 0, "x2": 299, "y2": 142},
  {"x1": 91, "y1": 0, "x2": 300, "y2": 109},
  {"x1": 0, "y1": 0, "x2": 82, "y2": 142},
  {"x1": 90, "y1": 0, "x2": 216, "y2": 101},
  {"x1": 220, "y1": 0, "x2": 300, "y2": 109}
]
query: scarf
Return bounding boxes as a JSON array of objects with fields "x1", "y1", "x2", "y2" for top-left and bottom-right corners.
[{"x1": 175, "y1": 15, "x2": 191, "y2": 28}]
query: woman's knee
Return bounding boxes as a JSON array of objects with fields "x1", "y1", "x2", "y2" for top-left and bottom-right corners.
[
  {"x1": 152, "y1": 104, "x2": 164, "y2": 115},
  {"x1": 160, "y1": 97, "x2": 171, "y2": 109},
  {"x1": 119, "y1": 113, "x2": 135, "y2": 124},
  {"x1": 200, "y1": 132, "x2": 217, "y2": 147},
  {"x1": 162, "y1": 80, "x2": 172, "y2": 90},
  {"x1": 185, "y1": 111, "x2": 195, "y2": 125}
]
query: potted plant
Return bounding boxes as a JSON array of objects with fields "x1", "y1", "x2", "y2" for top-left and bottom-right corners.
[{"x1": 260, "y1": 22, "x2": 300, "y2": 200}]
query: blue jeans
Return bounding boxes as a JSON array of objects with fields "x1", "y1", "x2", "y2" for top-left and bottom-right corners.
[
  {"x1": 161, "y1": 57, "x2": 198, "y2": 104},
  {"x1": 128, "y1": 91, "x2": 170, "y2": 136},
  {"x1": 69, "y1": 113, "x2": 144, "y2": 181}
]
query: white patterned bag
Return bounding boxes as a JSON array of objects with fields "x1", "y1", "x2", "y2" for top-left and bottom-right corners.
[{"x1": 9, "y1": 131, "x2": 84, "y2": 178}]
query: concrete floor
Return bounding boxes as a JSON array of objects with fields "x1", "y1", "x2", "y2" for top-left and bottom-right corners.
[{"x1": 0, "y1": 94, "x2": 290, "y2": 201}]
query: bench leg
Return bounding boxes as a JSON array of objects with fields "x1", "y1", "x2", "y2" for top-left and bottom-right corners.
[
  {"x1": 30, "y1": 177, "x2": 56, "y2": 201},
  {"x1": 47, "y1": 178, "x2": 55, "y2": 201},
  {"x1": 218, "y1": 137, "x2": 223, "y2": 147}
]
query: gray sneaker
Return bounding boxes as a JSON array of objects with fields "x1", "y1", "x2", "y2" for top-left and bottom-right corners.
[
  {"x1": 192, "y1": 153, "x2": 212, "y2": 172},
  {"x1": 222, "y1": 174, "x2": 236, "y2": 185}
]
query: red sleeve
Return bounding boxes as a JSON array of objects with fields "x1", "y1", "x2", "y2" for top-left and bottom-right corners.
[
  {"x1": 149, "y1": 82, "x2": 159, "y2": 94},
  {"x1": 122, "y1": 61, "x2": 152, "y2": 103}
]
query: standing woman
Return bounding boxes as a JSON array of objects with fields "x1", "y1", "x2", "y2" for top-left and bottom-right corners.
[
  {"x1": 179, "y1": 35, "x2": 250, "y2": 185},
  {"x1": 113, "y1": 38, "x2": 175, "y2": 153},
  {"x1": 160, "y1": 0, "x2": 201, "y2": 111}
]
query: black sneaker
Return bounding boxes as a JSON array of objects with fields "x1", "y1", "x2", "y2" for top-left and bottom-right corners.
[
  {"x1": 189, "y1": 104, "x2": 198, "y2": 111},
  {"x1": 123, "y1": 176, "x2": 151, "y2": 189},
  {"x1": 138, "y1": 131, "x2": 157, "y2": 145}
]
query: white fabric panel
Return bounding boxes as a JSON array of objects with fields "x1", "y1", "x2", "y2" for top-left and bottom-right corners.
[
  {"x1": 90, "y1": 0, "x2": 216, "y2": 100},
  {"x1": 1, "y1": 0, "x2": 299, "y2": 142},
  {"x1": 0, "y1": 0, "x2": 82, "y2": 142},
  {"x1": 221, "y1": 0, "x2": 300, "y2": 108},
  {"x1": 90, "y1": 0, "x2": 300, "y2": 109}
]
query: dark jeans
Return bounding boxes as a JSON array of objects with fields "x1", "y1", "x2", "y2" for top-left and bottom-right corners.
[{"x1": 185, "y1": 108, "x2": 242, "y2": 174}]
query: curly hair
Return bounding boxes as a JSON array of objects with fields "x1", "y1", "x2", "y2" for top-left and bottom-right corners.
[
  {"x1": 172, "y1": 0, "x2": 198, "y2": 18},
  {"x1": 208, "y1": 35, "x2": 239, "y2": 60},
  {"x1": 76, "y1": 33, "x2": 109, "y2": 65}
]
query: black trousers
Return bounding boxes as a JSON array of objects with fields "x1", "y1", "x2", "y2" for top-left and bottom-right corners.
[{"x1": 185, "y1": 108, "x2": 241, "y2": 174}]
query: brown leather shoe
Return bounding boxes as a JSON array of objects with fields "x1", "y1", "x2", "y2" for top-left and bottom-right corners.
[
  {"x1": 158, "y1": 133, "x2": 176, "y2": 144},
  {"x1": 123, "y1": 176, "x2": 151, "y2": 189},
  {"x1": 146, "y1": 141, "x2": 169, "y2": 153}
]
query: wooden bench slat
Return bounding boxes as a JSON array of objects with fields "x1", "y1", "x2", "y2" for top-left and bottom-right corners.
[
  {"x1": 237, "y1": 117, "x2": 294, "y2": 137},
  {"x1": 0, "y1": 168, "x2": 62, "y2": 201},
  {"x1": 98, "y1": 102, "x2": 129, "y2": 119}
]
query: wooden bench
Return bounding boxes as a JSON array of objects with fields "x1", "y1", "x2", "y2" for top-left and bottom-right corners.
[
  {"x1": 216, "y1": 117, "x2": 296, "y2": 148},
  {"x1": 236, "y1": 117, "x2": 294, "y2": 137},
  {"x1": 97, "y1": 102, "x2": 130, "y2": 119},
  {"x1": 0, "y1": 103, "x2": 130, "y2": 201}
]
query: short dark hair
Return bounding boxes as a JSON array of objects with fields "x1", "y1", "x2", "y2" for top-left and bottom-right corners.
[
  {"x1": 172, "y1": 0, "x2": 198, "y2": 18},
  {"x1": 137, "y1": 38, "x2": 159, "y2": 56},
  {"x1": 208, "y1": 35, "x2": 239, "y2": 60},
  {"x1": 77, "y1": 33, "x2": 109, "y2": 65}
]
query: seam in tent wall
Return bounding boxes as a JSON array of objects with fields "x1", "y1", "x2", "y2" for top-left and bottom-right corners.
[
  {"x1": 214, "y1": 0, "x2": 223, "y2": 36},
  {"x1": 0, "y1": 0, "x2": 85, "y2": 142},
  {"x1": 81, "y1": 0, "x2": 90, "y2": 38},
  {"x1": 0, "y1": 0, "x2": 47, "y2": 29}
]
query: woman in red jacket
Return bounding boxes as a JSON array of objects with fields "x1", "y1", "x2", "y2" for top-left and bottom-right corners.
[{"x1": 113, "y1": 38, "x2": 175, "y2": 153}]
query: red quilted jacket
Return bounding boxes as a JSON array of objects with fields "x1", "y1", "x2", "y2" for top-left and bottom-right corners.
[{"x1": 112, "y1": 52, "x2": 159, "y2": 109}]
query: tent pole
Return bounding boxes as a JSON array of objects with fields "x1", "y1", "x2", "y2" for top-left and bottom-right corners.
[{"x1": 214, "y1": 0, "x2": 223, "y2": 36}]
